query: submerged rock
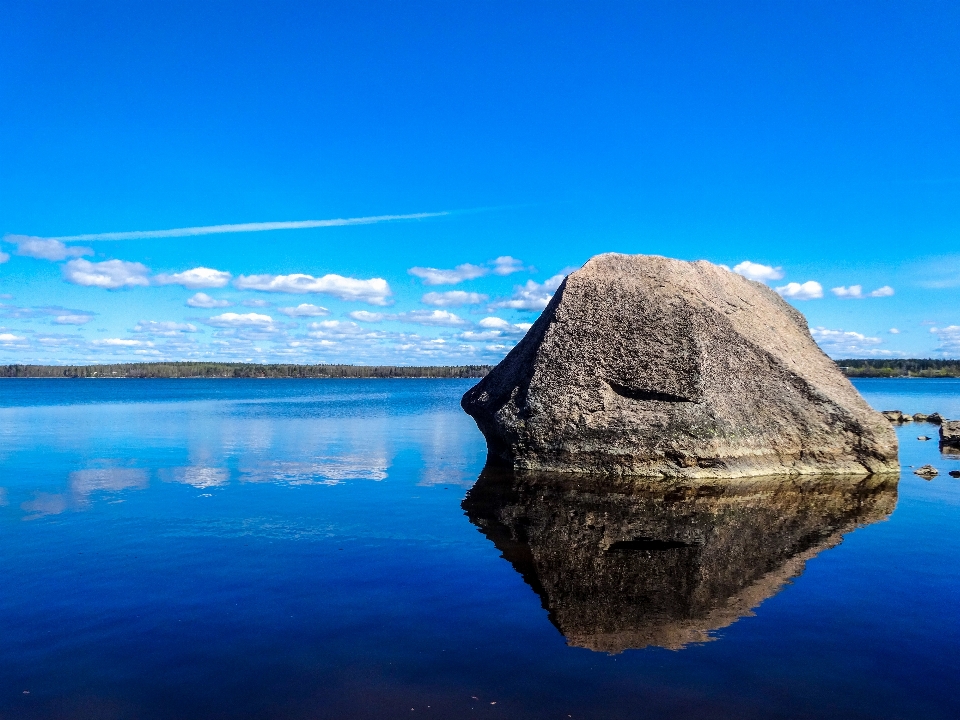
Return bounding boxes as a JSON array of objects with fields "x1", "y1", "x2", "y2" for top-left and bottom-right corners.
[
  {"x1": 949, "y1": 470, "x2": 960, "y2": 479},
  {"x1": 462, "y1": 253, "x2": 898, "y2": 478},
  {"x1": 463, "y1": 467, "x2": 896, "y2": 653}
]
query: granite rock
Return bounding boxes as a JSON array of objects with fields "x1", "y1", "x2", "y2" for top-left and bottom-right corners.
[{"x1": 462, "y1": 253, "x2": 899, "y2": 478}]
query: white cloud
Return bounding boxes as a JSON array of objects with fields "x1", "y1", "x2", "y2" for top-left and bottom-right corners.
[
  {"x1": 234, "y1": 273, "x2": 391, "y2": 305},
  {"x1": 460, "y1": 317, "x2": 532, "y2": 342},
  {"x1": 832, "y1": 285, "x2": 895, "y2": 299},
  {"x1": 493, "y1": 273, "x2": 567, "y2": 310},
  {"x1": 459, "y1": 330, "x2": 505, "y2": 341},
  {"x1": 409, "y1": 256, "x2": 531, "y2": 285},
  {"x1": 187, "y1": 292, "x2": 231, "y2": 308},
  {"x1": 409, "y1": 263, "x2": 487, "y2": 285},
  {"x1": 93, "y1": 338, "x2": 154, "y2": 347},
  {"x1": 349, "y1": 311, "x2": 386, "y2": 322},
  {"x1": 810, "y1": 327, "x2": 883, "y2": 354},
  {"x1": 5, "y1": 235, "x2": 93, "y2": 261},
  {"x1": 831, "y1": 285, "x2": 864, "y2": 298},
  {"x1": 889, "y1": 328, "x2": 900, "y2": 334},
  {"x1": 733, "y1": 261, "x2": 784, "y2": 282},
  {"x1": 776, "y1": 281, "x2": 823, "y2": 300},
  {"x1": 241, "y1": 298, "x2": 270, "y2": 307},
  {"x1": 421, "y1": 290, "x2": 488, "y2": 307},
  {"x1": 278, "y1": 303, "x2": 329, "y2": 317},
  {"x1": 54, "y1": 314, "x2": 94, "y2": 325},
  {"x1": 0, "y1": 251, "x2": 9, "y2": 264},
  {"x1": 133, "y1": 321, "x2": 199, "y2": 336},
  {"x1": 307, "y1": 320, "x2": 368, "y2": 337},
  {"x1": 154, "y1": 266, "x2": 231, "y2": 289},
  {"x1": 343, "y1": 309, "x2": 468, "y2": 326},
  {"x1": 478, "y1": 316, "x2": 512, "y2": 329},
  {"x1": 0, "y1": 332, "x2": 25, "y2": 342},
  {"x1": 491, "y1": 256, "x2": 527, "y2": 276},
  {"x1": 930, "y1": 325, "x2": 960, "y2": 353},
  {"x1": 64, "y1": 259, "x2": 151, "y2": 289},
  {"x1": 206, "y1": 312, "x2": 274, "y2": 328},
  {"x1": 397, "y1": 310, "x2": 466, "y2": 327}
]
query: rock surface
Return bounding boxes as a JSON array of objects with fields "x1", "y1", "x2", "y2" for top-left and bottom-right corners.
[
  {"x1": 462, "y1": 253, "x2": 899, "y2": 478},
  {"x1": 940, "y1": 420, "x2": 960, "y2": 451},
  {"x1": 463, "y1": 467, "x2": 896, "y2": 653},
  {"x1": 914, "y1": 464, "x2": 939, "y2": 479},
  {"x1": 882, "y1": 410, "x2": 912, "y2": 423}
]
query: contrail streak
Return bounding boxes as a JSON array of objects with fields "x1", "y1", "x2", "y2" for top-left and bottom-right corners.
[{"x1": 45, "y1": 211, "x2": 449, "y2": 242}]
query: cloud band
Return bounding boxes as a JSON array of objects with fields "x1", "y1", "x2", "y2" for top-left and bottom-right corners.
[{"x1": 42, "y1": 212, "x2": 449, "y2": 242}]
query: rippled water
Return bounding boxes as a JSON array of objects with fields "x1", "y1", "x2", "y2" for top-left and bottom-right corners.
[{"x1": 0, "y1": 378, "x2": 958, "y2": 719}]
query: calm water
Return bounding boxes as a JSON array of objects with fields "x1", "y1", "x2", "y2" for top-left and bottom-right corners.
[{"x1": 0, "y1": 378, "x2": 958, "y2": 719}]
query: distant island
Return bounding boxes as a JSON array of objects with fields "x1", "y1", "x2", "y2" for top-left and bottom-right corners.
[
  {"x1": 0, "y1": 359, "x2": 957, "y2": 379},
  {"x1": 0, "y1": 362, "x2": 492, "y2": 379}
]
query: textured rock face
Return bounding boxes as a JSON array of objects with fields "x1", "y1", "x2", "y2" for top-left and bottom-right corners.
[
  {"x1": 941, "y1": 420, "x2": 960, "y2": 454},
  {"x1": 462, "y1": 253, "x2": 899, "y2": 478},
  {"x1": 463, "y1": 467, "x2": 896, "y2": 653}
]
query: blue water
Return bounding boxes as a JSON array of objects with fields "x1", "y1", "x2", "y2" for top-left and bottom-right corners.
[{"x1": 0, "y1": 378, "x2": 958, "y2": 719}]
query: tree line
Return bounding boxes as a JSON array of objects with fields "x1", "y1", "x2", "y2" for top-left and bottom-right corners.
[
  {"x1": 2, "y1": 359, "x2": 958, "y2": 379},
  {"x1": 836, "y1": 359, "x2": 960, "y2": 378},
  {"x1": 0, "y1": 362, "x2": 492, "y2": 379}
]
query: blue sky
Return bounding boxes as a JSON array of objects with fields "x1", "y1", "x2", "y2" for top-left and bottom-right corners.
[{"x1": 2, "y1": 1, "x2": 959, "y2": 364}]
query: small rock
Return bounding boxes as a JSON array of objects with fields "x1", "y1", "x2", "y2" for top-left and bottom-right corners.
[
  {"x1": 914, "y1": 465, "x2": 939, "y2": 479},
  {"x1": 913, "y1": 413, "x2": 929, "y2": 422},
  {"x1": 918, "y1": 436, "x2": 931, "y2": 441},
  {"x1": 881, "y1": 410, "x2": 911, "y2": 423},
  {"x1": 928, "y1": 413, "x2": 944, "y2": 425},
  {"x1": 949, "y1": 470, "x2": 960, "y2": 478}
]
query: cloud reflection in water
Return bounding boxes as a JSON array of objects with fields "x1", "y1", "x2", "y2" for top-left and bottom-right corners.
[
  {"x1": 240, "y1": 456, "x2": 389, "y2": 485},
  {"x1": 160, "y1": 466, "x2": 230, "y2": 489}
]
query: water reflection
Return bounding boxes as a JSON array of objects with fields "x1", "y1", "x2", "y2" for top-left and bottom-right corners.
[
  {"x1": 463, "y1": 466, "x2": 897, "y2": 653},
  {"x1": 160, "y1": 466, "x2": 231, "y2": 488},
  {"x1": 70, "y1": 467, "x2": 149, "y2": 499}
]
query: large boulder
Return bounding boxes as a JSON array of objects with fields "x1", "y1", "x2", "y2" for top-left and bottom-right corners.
[{"x1": 462, "y1": 253, "x2": 899, "y2": 478}]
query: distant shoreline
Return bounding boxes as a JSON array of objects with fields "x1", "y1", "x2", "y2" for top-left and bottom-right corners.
[
  {"x1": 1, "y1": 360, "x2": 958, "y2": 379},
  {"x1": 0, "y1": 362, "x2": 492, "y2": 379},
  {"x1": 836, "y1": 359, "x2": 960, "y2": 378}
]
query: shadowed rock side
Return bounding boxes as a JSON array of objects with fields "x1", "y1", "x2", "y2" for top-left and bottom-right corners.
[
  {"x1": 462, "y1": 253, "x2": 898, "y2": 478},
  {"x1": 463, "y1": 467, "x2": 897, "y2": 653}
]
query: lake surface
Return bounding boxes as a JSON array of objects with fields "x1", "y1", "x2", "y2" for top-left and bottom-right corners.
[{"x1": 1, "y1": 378, "x2": 958, "y2": 719}]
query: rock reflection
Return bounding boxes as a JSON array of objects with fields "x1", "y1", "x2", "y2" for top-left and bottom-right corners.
[{"x1": 463, "y1": 467, "x2": 897, "y2": 653}]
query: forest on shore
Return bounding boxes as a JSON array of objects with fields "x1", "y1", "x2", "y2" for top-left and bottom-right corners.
[
  {"x1": 1, "y1": 359, "x2": 958, "y2": 379},
  {"x1": 836, "y1": 359, "x2": 960, "y2": 378},
  {"x1": 0, "y1": 362, "x2": 492, "y2": 379}
]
